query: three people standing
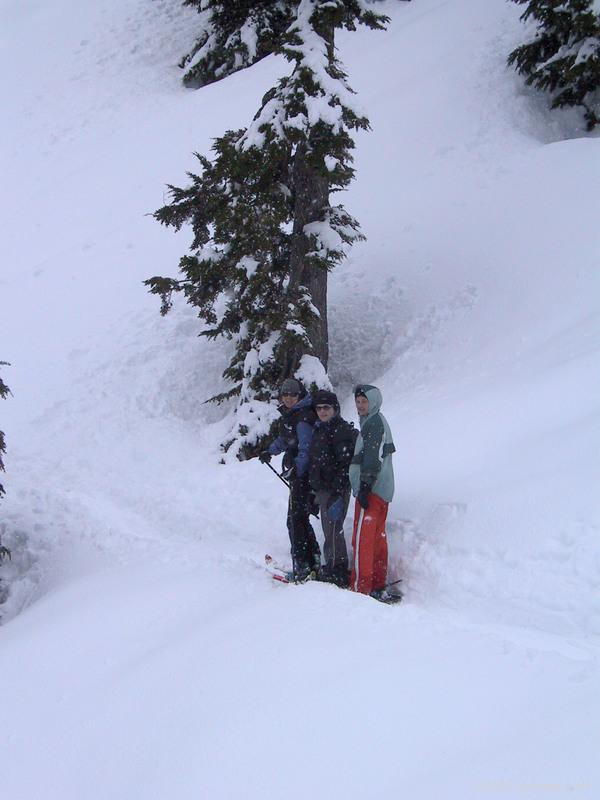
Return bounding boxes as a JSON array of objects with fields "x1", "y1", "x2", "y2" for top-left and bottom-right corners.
[{"x1": 261, "y1": 380, "x2": 395, "y2": 598}]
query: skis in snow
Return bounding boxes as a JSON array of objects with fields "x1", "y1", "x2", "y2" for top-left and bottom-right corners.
[{"x1": 264, "y1": 554, "x2": 403, "y2": 602}]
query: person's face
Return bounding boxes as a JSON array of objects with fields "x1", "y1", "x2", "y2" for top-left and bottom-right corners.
[
  {"x1": 316, "y1": 403, "x2": 335, "y2": 422},
  {"x1": 281, "y1": 392, "x2": 299, "y2": 409},
  {"x1": 355, "y1": 395, "x2": 369, "y2": 417}
]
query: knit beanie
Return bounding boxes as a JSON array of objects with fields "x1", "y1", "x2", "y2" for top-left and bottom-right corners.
[
  {"x1": 313, "y1": 389, "x2": 339, "y2": 410},
  {"x1": 280, "y1": 378, "x2": 302, "y2": 395}
]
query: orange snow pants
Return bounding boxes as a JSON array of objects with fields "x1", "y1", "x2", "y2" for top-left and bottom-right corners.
[{"x1": 350, "y1": 492, "x2": 389, "y2": 595}]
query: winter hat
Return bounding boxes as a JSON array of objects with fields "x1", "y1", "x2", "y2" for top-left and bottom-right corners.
[
  {"x1": 313, "y1": 389, "x2": 339, "y2": 410},
  {"x1": 354, "y1": 385, "x2": 368, "y2": 398},
  {"x1": 280, "y1": 378, "x2": 302, "y2": 395}
]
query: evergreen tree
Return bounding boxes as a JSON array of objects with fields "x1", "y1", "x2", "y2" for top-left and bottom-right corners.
[
  {"x1": 508, "y1": 0, "x2": 600, "y2": 130},
  {"x1": 147, "y1": 0, "x2": 388, "y2": 458},
  {"x1": 180, "y1": 1, "x2": 297, "y2": 88},
  {"x1": 0, "y1": 363, "x2": 11, "y2": 562}
]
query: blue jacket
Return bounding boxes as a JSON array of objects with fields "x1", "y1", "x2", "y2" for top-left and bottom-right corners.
[{"x1": 268, "y1": 394, "x2": 316, "y2": 477}]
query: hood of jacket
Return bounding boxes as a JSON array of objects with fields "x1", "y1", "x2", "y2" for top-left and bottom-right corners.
[{"x1": 355, "y1": 384, "x2": 383, "y2": 428}]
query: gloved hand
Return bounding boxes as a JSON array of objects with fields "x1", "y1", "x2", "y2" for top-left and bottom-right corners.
[
  {"x1": 327, "y1": 495, "x2": 344, "y2": 522},
  {"x1": 357, "y1": 482, "x2": 371, "y2": 510},
  {"x1": 259, "y1": 450, "x2": 272, "y2": 464},
  {"x1": 282, "y1": 465, "x2": 296, "y2": 481}
]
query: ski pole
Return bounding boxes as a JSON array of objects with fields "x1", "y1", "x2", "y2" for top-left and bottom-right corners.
[{"x1": 263, "y1": 460, "x2": 290, "y2": 489}]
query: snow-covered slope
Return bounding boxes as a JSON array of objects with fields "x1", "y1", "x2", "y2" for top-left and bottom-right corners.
[{"x1": 1, "y1": 0, "x2": 599, "y2": 797}]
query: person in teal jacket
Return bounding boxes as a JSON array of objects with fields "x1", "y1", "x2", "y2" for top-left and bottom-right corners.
[{"x1": 348, "y1": 384, "x2": 396, "y2": 597}]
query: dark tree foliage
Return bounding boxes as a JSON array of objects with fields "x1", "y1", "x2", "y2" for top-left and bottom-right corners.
[
  {"x1": 180, "y1": 0, "x2": 297, "y2": 88},
  {"x1": 148, "y1": 1, "x2": 388, "y2": 458},
  {"x1": 508, "y1": 0, "x2": 600, "y2": 130},
  {"x1": 148, "y1": 129, "x2": 313, "y2": 406},
  {"x1": 179, "y1": 0, "x2": 393, "y2": 89}
]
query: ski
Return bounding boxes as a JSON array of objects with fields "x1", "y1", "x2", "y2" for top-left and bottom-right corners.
[
  {"x1": 264, "y1": 554, "x2": 316, "y2": 584},
  {"x1": 264, "y1": 554, "x2": 288, "y2": 574},
  {"x1": 264, "y1": 554, "x2": 295, "y2": 583}
]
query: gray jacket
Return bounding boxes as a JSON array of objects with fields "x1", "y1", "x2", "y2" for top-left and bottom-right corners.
[{"x1": 349, "y1": 385, "x2": 395, "y2": 503}]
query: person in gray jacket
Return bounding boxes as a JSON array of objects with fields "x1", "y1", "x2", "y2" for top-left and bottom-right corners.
[{"x1": 348, "y1": 384, "x2": 396, "y2": 597}]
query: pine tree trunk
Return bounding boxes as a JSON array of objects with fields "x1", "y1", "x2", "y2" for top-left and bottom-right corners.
[
  {"x1": 286, "y1": 12, "x2": 334, "y2": 374},
  {"x1": 288, "y1": 141, "x2": 330, "y2": 371}
]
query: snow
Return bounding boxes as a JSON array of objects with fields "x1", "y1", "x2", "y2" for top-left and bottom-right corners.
[
  {"x1": 237, "y1": 255, "x2": 260, "y2": 278},
  {"x1": 304, "y1": 215, "x2": 343, "y2": 253},
  {"x1": 1, "y1": 0, "x2": 600, "y2": 797},
  {"x1": 295, "y1": 353, "x2": 332, "y2": 390},
  {"x1": 239, "y1": 16, "x2": 260, "y2": 64}
]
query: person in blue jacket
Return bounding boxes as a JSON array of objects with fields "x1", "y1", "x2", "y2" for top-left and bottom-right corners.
[{"x1": 260, "y1": 378, "x2": 321, "y2": 581}]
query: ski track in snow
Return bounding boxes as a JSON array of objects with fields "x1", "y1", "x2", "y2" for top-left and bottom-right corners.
[{"x1": 1, "y1": 0, "x2": 600, "y2": 796}]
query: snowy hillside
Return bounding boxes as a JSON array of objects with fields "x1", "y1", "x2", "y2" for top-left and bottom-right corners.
[{"x1": 1, "y1": 0, "x2": 599, "y2": 798}]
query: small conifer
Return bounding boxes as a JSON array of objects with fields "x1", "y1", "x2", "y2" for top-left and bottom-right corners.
[{"x1": 508, "y1": 0, "x2": 600, "y2": 130}]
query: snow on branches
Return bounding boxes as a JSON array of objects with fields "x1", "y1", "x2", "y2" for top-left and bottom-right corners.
[
  {"x1": 149, "y1": 1, "x2": 387, "y2": 458},
  {"x1": 179, "y1": 0, "x2": 387, "y2": 88},
  {"x1": 180, "y1": 1, "x2": 296, "y2": 88},
  {"x1": 508, "y1": 0, "x2": 600, "y2": 130}
]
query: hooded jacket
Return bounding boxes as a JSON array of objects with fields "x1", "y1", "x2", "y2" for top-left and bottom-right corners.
[{"x1": 349, "y1": 385, "x2": 395, "y2": 503}]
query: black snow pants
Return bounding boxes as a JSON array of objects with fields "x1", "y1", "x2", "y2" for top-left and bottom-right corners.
[
  {"x1": 287, "y1": 473, "x2": 321, "y2": 577},
  {"x1": 315, "y1": 488, "x2": 350, "y2": 585}
]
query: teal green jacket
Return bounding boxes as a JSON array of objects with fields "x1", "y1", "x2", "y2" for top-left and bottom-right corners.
[{"x1": 349, "y1": 385, "x2": 396, "y2": 503}]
